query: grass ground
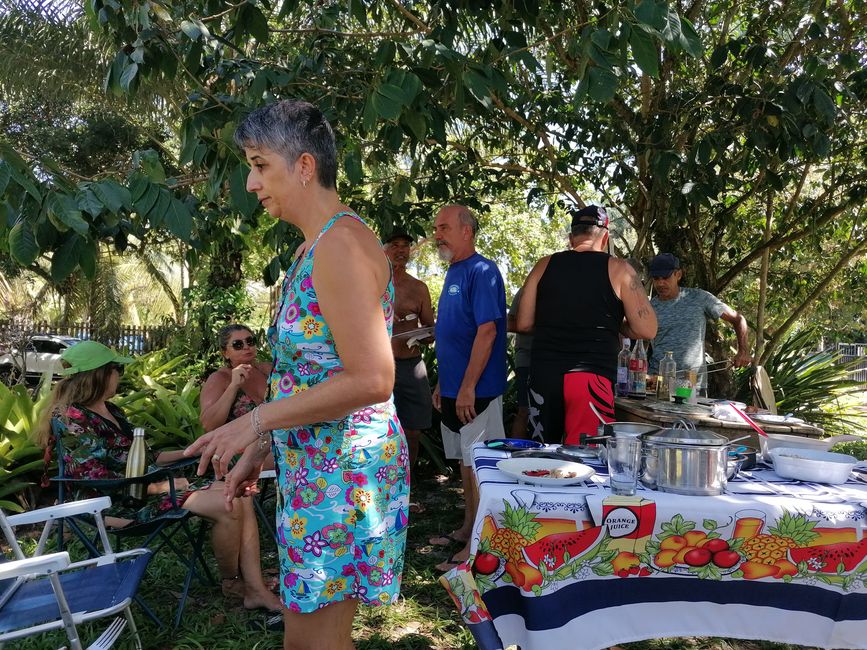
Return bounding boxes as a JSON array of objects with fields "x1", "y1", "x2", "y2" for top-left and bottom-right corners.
[{"x1": 14, "y1": 463, "x2": 829, "y2": 649}]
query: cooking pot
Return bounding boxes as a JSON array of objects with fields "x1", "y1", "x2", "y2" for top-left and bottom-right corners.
[{"x1": 641, "y1": 420, "x2": 731, "y2": 496}]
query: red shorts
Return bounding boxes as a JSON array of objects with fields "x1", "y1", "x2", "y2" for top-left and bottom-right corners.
[{"x1": 563, "y1": 372, "x2": 615, "y2": 446}]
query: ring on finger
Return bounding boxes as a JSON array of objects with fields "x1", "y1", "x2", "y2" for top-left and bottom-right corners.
[{"x1": 212, "y1": 454, "x2": 221, "y2": 462}]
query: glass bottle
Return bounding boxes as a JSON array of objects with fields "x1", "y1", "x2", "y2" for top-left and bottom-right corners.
[
  {"x1": 629, "y1": 340, "x2": 648, "y2": 399},
  {"x1": 616, "y1": 338, "x2": 631, "y2": 397},
  {"x1": 658, "y1": 351, "x2": 677, "y2": 402},
  {"x1": 125, "y1": 427, "x2": 147, "y2": 500}
]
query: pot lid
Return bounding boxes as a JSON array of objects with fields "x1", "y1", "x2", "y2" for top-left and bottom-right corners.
[{"x1": 648, "y1": 422, "x2": 728, "y2": 446}]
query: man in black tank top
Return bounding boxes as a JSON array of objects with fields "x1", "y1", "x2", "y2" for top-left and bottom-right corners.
[{"x1": 515, "y1": 206, "x2": 657, "y2": 444}]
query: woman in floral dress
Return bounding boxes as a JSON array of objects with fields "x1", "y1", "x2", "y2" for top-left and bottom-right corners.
[
  {"x1": 187, "y1": 100, "x2": 410, "y2": 650},
  {"x1": 39, "y1": 340, "x2": 280, "y2": 612}
]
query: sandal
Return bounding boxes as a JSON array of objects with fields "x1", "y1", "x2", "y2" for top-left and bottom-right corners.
[
  {"x1": 429, "y1": 532, "x2": 467, "y2": 547},
  {"x1": 435, "y1": 552, "x2": 467, "y2": 573}
]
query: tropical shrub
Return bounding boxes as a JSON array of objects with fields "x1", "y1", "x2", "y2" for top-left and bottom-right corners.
[
  {"x1": 0, "y1": 377, "x2": 53, "y2": 511},
  {"x1": 735, "y1": 329, "x2": 864, "y2": 435}
]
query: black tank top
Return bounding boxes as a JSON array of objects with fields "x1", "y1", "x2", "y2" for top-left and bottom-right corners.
[{"x1": 532, "y1": 250, "x2": 624, "y2": 381}]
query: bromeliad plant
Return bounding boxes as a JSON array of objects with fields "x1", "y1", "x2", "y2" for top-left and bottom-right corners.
[{"x1": 735, "y1": 329, "x2": 864, "y2": 436}]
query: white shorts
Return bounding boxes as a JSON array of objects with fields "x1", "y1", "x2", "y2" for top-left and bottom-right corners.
[{"x1": 441, "y1": 395, "x2": 505, "y2": 465}]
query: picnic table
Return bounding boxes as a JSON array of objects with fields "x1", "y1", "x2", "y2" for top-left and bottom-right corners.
[{"x1": 440, "y1": 444, "x2": 867, "y2": 650}]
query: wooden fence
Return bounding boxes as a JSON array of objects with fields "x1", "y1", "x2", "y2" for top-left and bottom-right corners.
[{"x1": 0, "y1": 320, "x2": 176, "y2": 355}]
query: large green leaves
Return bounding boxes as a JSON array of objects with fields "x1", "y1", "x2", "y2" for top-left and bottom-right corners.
[{"x1": 9, "y1": 217, "x2": 38, "y2": 266}]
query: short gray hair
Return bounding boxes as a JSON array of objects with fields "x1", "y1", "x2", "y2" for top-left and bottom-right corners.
[{"x1": 234, "y1": 100, "x2": 337, "y2": 189}]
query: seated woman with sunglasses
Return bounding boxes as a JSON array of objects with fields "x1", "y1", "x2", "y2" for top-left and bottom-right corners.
[
  {"x1": 38, "y1": 340, "x2": 281, "y2": 613},
  {"x1": 200, "y1": 324, "x2": 273, "y2": 433}
]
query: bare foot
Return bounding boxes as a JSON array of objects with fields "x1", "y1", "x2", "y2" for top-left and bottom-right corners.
[
  {"x1": 244, "y1": 589, "x2": 283, "y2": 612},
  {"x1": 222, "y1": 577, "x2": 245, "y2": 599}
]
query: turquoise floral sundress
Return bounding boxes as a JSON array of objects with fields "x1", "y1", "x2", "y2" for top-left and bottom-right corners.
[{"x1": 267, "y1": 210, "x2": 410, "y2": 613}]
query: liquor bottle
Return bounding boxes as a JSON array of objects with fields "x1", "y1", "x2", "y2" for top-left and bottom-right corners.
[
  {"x1": 615, "y1": 338, "x2": 631, "y2": 397},
  {"x1": 628, "y1": 340, "x2": 648, "y2": 398},
  {"x1": 658, "y1": 351, "x2": 677, "y2": 402},
  {"x1": 125, "y1": 427, "x2": 147, "y2": 500}
]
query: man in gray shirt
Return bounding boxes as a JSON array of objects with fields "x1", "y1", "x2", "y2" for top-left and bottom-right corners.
[{"x1": 649, "y1": 253, "x2": 751, "y2": 390}]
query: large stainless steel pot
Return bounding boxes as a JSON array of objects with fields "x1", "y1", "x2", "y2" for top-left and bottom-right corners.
[{"x1": 641, "y1": 421, "x2": 730, "y2": 496}]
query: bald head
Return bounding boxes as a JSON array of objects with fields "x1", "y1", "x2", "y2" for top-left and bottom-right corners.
[{"x1": 434, "y1": 204, "x2": 477, "y2": 263}]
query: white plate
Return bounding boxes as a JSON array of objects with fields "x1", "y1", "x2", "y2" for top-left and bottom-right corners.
[
  {"x1": 752, "y1": 414, "x2": 805, "y2": 425},
  {"x1": 496, "y1": 458, "x2": 595, "y2": 486}
]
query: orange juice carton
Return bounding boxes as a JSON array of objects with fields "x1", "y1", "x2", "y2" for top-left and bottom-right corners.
[{"x1": 602, "y1": 495, "x2": 657, "y2": 554}]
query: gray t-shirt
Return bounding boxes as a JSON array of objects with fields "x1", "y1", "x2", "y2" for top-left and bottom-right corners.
[
  {"x1": 649, "y1": 287, "x2": 727, "y2": 389},
  {"x1": 508, "y1": 288, "x2": 533, "y2": 369}
]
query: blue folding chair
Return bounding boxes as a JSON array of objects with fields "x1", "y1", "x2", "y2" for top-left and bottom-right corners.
[
  {"x1": 0, "y1": 497, "x2": 152, "y2": 650},
  {"x1": 50, "y1": 418, "x2": 215, "y2": 628}
]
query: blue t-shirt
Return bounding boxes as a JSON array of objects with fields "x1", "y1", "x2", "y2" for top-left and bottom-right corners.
[
  {"x1": 649, "y1": 287, "x2": 727, "y2": 389},
  {"x1": 435, "y1": 253, "x2": 507, "y2": 398}
]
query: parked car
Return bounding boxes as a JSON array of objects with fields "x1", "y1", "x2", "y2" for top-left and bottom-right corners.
[{"x1": 0, "y1": 335, "x2": 82, "y2": 381}]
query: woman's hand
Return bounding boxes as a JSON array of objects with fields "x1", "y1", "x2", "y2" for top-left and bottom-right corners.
[
  {"x1": 184, "y1": 412, "x2": 258, "y2": 478},
  {"x1": 222, "y1": 445, "x2": 267, "y2": 510},
  {"x1": 230, "y1": 363, "x2": 252, "y2": 387}
]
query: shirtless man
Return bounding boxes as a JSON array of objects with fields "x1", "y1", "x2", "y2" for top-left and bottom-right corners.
[{"x1": 383, "y1": 231, "x2": 435, "y2": 469}]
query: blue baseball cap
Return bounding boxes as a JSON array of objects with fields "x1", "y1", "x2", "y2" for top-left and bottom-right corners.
[{"x1": 649, "y1": 253, "x2": 680, "y2": 278}]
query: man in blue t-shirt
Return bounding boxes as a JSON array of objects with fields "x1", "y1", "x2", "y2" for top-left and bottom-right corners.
[
  {"x1": 649, "y1": 253, "x2": 752, "y2": 391},
  {"x1": 428, "y1": 204, "x2": 506, "y2": 572}
]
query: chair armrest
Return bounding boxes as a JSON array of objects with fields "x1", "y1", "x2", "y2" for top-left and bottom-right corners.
[
  {"x1": 154, "y1": 456, "x2": 200, "y2": 472},
  {"x1": 6, "y1": 497, "x2": 113, "y2": 527},
  {"x1": 0, "y1": 552, "x2": 70, "y2": 580}
]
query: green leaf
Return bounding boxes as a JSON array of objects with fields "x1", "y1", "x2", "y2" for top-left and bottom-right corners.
[
  {"x1": 679, "y1": 17, "x2": 703, "y2": 57},
  {"x1": 634, "y1": 0, "x2": 667, "y2": 30},
  {"x1": 812, "y1": 89, "x2": 836, "y2": 123},
  {"x1": 372, "y1": 84, "x2": 406, "y2": 119},
  {"x1": 390, "y1": 176, "x2": 410, "y2": 205},
  {"x1": 48, "y1": 194, "x2": 89, "y2": 236},
  {"x1": 51, "y1": 235, "x2": 80, "y2": 283},
  {"x1": 77, "y1": 188, "x2": 103, "y2": 217},
  {"x1": 229, "y1": 164, "x2": 258, "y2": 218},
  {"x1": 8, "y1": 166, "x2": 41, "y2": 202},
  {"x1": 134, "y1": 183, "x2": 160, "y2": 217},
  {"x1": 661, "y1": 9, "x2": 682, "y2": 43},
  {"x1": 402, "y1": 111, "x2": 427, "y2": 142},
  {"x1": 344, "y1": 146, "x2": 363, "y2": 185},
  {"x1": 179, "y1": 121, "x2": 199, "y2": 166},
  {"x1": 9, "y1": 218, "x2": 38, "y2": 265},
  {"x1": 463, "y1": 69, "x2": 493, "y2": 107},
  {"x1": 180, "y1": 19, "x2": 202, "y2": 40},
  {"x1": 245, "y1": 6, "x2": 269, "y2": 43},
  {"x1": 165, "y1": 198, "x2": 193, "y2": 241},
  {"x1": 133, "y1": 149, "x2": 166, "y2": 183},
  {"x1": 588, "y1": 66, "x2": 618, "y2": 103},
  {"x1": 0, "y1": 161, "x2": 9, "y2": 196},
  {"x1": 91, "y1": 179, "x2": 131, "y2": 213},
  {"x1": 79, "y1": 238, "x2": 97, "y2": 279},
  {"x1": 120, "y1": 62, "x2": 138, "y2": 91},
  {"x1": 629, "y1": 27, "x2": 659, "y2": 77},
  {"x1": 148, "y1": 188, "x2": 172, "y2": 227}
]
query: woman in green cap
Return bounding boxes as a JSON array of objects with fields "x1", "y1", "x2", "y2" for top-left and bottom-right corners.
[{"x1": 38, "y1": 340, "x2": 281, "y2": 612}]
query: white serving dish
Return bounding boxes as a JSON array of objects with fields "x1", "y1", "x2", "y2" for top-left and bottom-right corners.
[
  {"x1": 496, "y1": 458, "x2": 595, "y2": 486},
  {"x1": 768, "y1": 447, "x2": 860, "y2": 484},
  {"x1": 758, "y1": 433, "x2": 861, "y2": 462},
  {"x1": 752, "y1": 413, "x2": 805, "y2": 425}
]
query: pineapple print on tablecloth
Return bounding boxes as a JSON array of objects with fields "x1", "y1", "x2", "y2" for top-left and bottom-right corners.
[
  {"x1": 489, "y1": 501, "x2": 544, "y2": 590},
  {"x1": 741, "y1": 512, "x2": 819, "y2": 566}
]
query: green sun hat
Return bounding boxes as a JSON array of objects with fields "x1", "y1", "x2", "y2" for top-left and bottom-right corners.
[{"x1": 60, "y1": 341, "x2": 134, "y2": 376}]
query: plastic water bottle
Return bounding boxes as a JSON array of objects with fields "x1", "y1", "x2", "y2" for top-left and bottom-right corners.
[
  {"x1": 125, "y1": 427, "x2": 147, "y2": 500},
  {"x1": 629, "y1": 340, "x2": 648, "y2": 399},
  {"x1": 616, "y1": 338, "x2": 631, "y2": 396},
  {"x1": 658, "y1": 351, "x2": 677, "y2": 402}
]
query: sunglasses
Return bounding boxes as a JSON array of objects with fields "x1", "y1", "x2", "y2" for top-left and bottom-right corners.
[
  {"x1": 109, "y1": 362, "x2": 125, "y2": 375},
  {"x1": 230, "y1": 336, "x2": 258, "y2": 350}
]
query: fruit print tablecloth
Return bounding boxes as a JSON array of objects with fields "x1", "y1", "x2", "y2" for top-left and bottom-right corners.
[{"x1": 440, "y1": 445, "x2": 867, "y2": 650}]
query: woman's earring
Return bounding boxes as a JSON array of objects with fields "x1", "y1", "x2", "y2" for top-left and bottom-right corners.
[{"x1": 302, "y1": 178, "x2": 308, "y2": 188}]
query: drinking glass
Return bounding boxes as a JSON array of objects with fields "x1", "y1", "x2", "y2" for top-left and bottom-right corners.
[{"x1": 607, "y1": 436, "x2": 643, "y2": 496}]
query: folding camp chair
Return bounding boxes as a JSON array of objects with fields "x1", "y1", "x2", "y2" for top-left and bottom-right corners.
[
  {"x1": 253, "y1": 469, "x2": 277, "y2": 546},
  {"x1": 50, "y1": 418, "x2": 214, "y2": 628},
  {"x1": 0, "y1": 497, "x2": 152, "y2": 650}
]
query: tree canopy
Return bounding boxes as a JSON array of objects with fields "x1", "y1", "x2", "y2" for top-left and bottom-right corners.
[{"x1": 1, "y1": 0, "x2": 866, "y2": 355}]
